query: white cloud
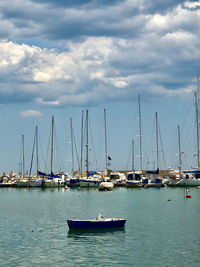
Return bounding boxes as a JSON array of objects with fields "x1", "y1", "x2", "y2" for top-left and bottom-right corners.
[
  {"x1": 20, "y1": 109, "x2": 43, "y2": 117},
  {"x1": 0, "y1": 1, "x2": 200, "y2": 106}
]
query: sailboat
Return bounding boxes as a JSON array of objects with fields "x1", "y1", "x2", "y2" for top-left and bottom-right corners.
[
  {"x1": 27, "y1": 126, "x2": 44, "y2": 187},
  {"x1": 16, "y1": 135, "x2": 30, "y2": 187},
  {"x1": 43, "y1": 116, "x2": 66, "y2": 188},
  {"x1": 99, "y1": 109, "x2": 114, "y2": 191},
  {"x1": 67, "y1": 117, "x2": 80, "y2": 187},
  {"x1": 147, "y1": 112, "x2": 165, "y2": 187},
  {"x1": 79, "y1": 109, "x2": 102, "y2": 187},
  {"x1": 36, "y1": 116, "x2": 65, "y2": 188},
  {"x1": 168, "y1": 85, "x2": 200, "y2": 187}
]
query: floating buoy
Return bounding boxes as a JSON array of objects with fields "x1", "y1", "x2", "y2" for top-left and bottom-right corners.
[
  {"x1": 167, "y1": 198, "x2": 171, "y2": 201},
  {"x1": 186, "y1": 194, "x2": 191, "y2": 198},
  {"x1": 186, "y1": 189, "x2": 190, "y2": 193}
]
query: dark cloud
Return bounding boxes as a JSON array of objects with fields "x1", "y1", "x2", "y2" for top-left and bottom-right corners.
[{"x1": 30, "y1": 0, "x2": 123, "y2": 8}]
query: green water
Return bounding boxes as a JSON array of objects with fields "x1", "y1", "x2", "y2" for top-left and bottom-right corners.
[{"x1": 0, "y1": 187, "x2": 200, "y2": 266}]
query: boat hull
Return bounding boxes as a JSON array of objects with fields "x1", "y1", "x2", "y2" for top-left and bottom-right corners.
[
  {"x1": 126, "y1": 180, "x2": 142, "y2": 187},
  {"x1": 79, "y1": 178, "x2": 101, "y2": 187},
  {"x1": 67, "y1": 218, "x2": 126, "y2": 230}
]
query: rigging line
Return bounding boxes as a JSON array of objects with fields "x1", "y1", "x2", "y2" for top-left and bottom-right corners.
[
  {"x1": 54, "y1": 125, "x2": 65, "y2": 172},
  {"x1": 19, "y1": 136, "x2": 23, "y2": 175},
  {"x1": 167, "y1": 125, "x2": 177, "y2": 168},
  {"x1": 148, "y1": 115, "x2": 156, "y2": 168},
  {"x1": 182, "y1": 115, "x2": 196, "y2": 163},
  {"x1": 72, "y1": 126, "x2": 81, "y2": 171},
  {"x1": 37, "y1": 129, "x2": 46, "y2": 172},
  {"x1": 44, "y1": 123, "x2": 52, "y2": 173},
  {"x1": 158, "y1": 121, "x2": 166, "y2": 170},
  {"x1": 29, "y1": 130, "x2": 36, "y2": 177},
  {"x1": 88, "y1": 116, "x2": 98, "y2": 170},
  {"x1": 125, "y1": 145, "x2": 132, "y2": 171},
  {"x1": 65, "y1": 118, "x2": 71, "y2": 172}
]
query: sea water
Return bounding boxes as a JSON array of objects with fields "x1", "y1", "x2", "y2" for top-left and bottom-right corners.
[{"x1": 0, "y1": 187, "x2": 200, "y2": 266}]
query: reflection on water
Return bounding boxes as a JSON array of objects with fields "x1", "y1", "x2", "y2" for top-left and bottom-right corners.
[{"x1": 68, "y1": 227, "x2": 125, "y2": 237}]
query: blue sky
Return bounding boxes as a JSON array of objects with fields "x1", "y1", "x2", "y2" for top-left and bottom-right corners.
[{"x1": 0, "y1": 0, "x2": 200, "y2": 174}]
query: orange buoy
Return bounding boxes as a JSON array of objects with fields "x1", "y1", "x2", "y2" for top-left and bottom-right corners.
[
  {"x1": 186, "y1": 194, "x2": 191, "y2": 198},
  {"x1": 167, "y1": 198, "x2": 171, "y2": 201}
]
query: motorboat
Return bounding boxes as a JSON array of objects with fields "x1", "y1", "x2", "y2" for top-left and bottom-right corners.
[
  {"x1": 79, "y1": 176, "x2": 102, "y2": 187},
  {"x1": 44, "y1": 177, "x2": 66, "y2": 188},
  {"x1": 99, "y1": 181, "x2": 114, "y2": 191},
  {"x1": 67, "y1": 214, "x2": 126, "y2": 230},
  {"x1": 109, "y1": 172, "x2": 126, "y2": 186},
  {"x1": 126, "y1": 172, "x2": 142, "y2": 187}
]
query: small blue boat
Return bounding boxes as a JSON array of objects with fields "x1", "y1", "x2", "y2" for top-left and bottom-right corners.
[{"x1": 67, "y1": 214, "x2": 126, "y2": 230}]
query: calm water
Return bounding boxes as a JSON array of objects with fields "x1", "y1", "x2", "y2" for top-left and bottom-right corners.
[{"x1": 0, "y1": 187, "x2": 200, "y2": 266}]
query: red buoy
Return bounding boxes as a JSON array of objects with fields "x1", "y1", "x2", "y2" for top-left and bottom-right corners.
[
  {"x1": 186, "y1": 194, "x2": 191, "y2": 198},
  {"x1": 167, "y1": 198, "x2": 171, "y2": 201},
  {"x1": 186, "y1": 189, "x2": 190, "y2": 193}
]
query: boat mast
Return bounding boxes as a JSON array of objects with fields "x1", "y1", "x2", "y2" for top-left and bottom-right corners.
[
  {"x1": 155, "y1": 112, "x2": 159, "y2": 170},
  {"x1": 36, "y1": 126, "x2": 38, "y2": 178},
  {"x1": 70, "y1": 117, "x2": 74, "y2": 175},
  {"x1": 178, "y1": 125, "x2": 182, "y2": 174},
  {"x1": 104, "y1": 108, "x2": 108, "y2": 173},
  {"x1": 22, "y1": 134, "x2": 25, "y2": 178},
  {"x1": 80, "y1": 110, "x2": 84, "y2": 178},
  {"x1": 195, "y1": 92, "x2": 200, "y2": 168},
  {"x1": 86, "y1": 110, "x2": 89, "y2": 178},
  {"x1": 138, "y1": 95, "x2": 143, "y2": 171},
  {"x1": 51, "y1": 116, "x2": 54, "y2": 174},
  {"x1": 196, "y1": 75, "x2": 200, "y2": 168},
  {"x1": 132, "y1": 140, "x2": 135, "y2": 172}
]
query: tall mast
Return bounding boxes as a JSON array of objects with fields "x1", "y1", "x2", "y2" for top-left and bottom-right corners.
[
  {"x1": 80, "y1": 110, "x2": 84, "y2": 177},
  {"x1": 36, "y1": 126, "x2": 38, "y2": 178},
  {"x1": 70, "y1": 117, "x2": 74, "y2": 175},
  {"x1": 132, "y1": 140, "x2": 135, "y2": 172},
  {"x1": 86, "y1": 110, "x2": 89, "y2": 178},
  {"x1": 22, "y1": 134, "x2": 25, "y2": 178},
  {"x1": 178, "y1": 125, "x2": 182, "y2": 174},
  {"x1": 155, "y1": 112, "x2": 159, "y2": 169},
  {"x1": 138, "y1": 95, "x2": 142, "y2": 171},
  {"x1": 195, "y1": 92, "x2": 200, "y2": 168},
  {"x1": 196, "y1": 75, "x2": 200, "y2": 168},
  {"x1": 104, "y1": 108, "x2": 108, "y2": 172},
  {"x1": 51, "y1": 116, "x2": 54, "y2": 174}
]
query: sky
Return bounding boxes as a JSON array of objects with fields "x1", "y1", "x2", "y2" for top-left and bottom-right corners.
[{"x1": 0, "y1": 0, "x2": 200, "y2": 174}]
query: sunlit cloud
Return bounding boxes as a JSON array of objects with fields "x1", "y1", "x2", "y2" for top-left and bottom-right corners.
[{"x1": 20, "y1": 109, "x2": 43, "y2": 117}]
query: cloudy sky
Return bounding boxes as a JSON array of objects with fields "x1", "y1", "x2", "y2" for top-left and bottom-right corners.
[{"x1": 0, "y1": 0, "x2": 200, "y2": 174}]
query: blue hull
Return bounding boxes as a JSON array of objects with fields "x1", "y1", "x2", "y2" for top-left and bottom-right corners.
[{"x1": 67, "y1": 219, "x2": 126, "y2": 230}]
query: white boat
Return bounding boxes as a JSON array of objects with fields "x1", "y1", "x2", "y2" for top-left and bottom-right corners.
[
  {"x1": 126, "y1": 172, "x2": 142, "y2": 187},
  {"x1": 29, "y1": 178, "x2": 43, "y2": 187},
  {"x1": 44, "y1": 177, "x2": 65, "y2": 188},
  {"x1": 16, "y1": 179, "x2": 29, "y2": 187},
  {"x1": 110, "y1": 172, "x2": 126, "y2": 186},
  {"x1": 173, "y1": 174, "x2": 200, "y2": 187},
  {"x1": 79, "y1": 176, "x2": 102, "y2": 187},
  {"x1": 99, "y1": 181, "x2": 114, "y2": 191},
  {"x1": 147, "y1": 176, "x2": 164, "y2": 187}
]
